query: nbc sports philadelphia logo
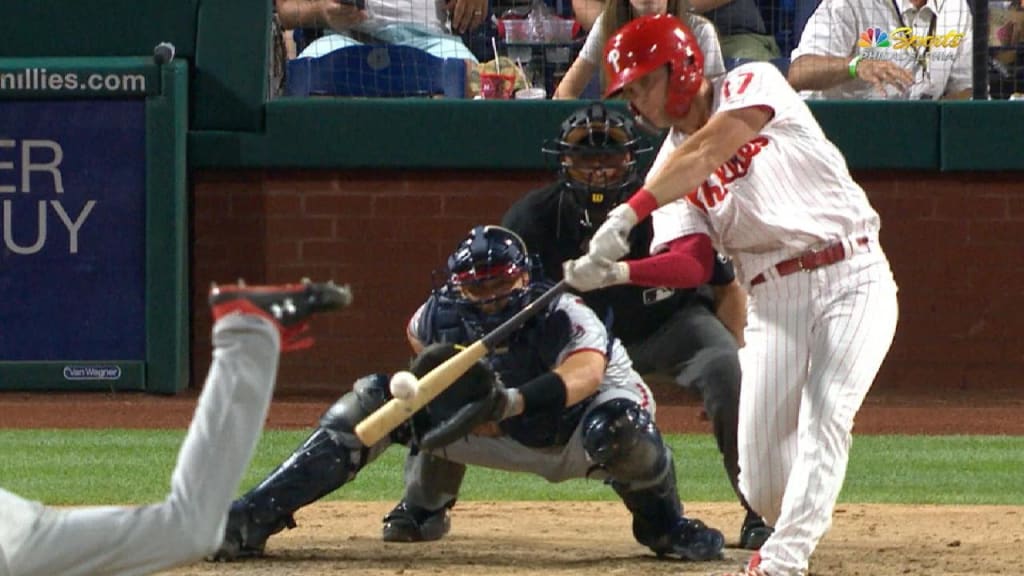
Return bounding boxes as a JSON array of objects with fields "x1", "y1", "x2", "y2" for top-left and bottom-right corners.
[
  {"x1": 857, "y1": 25, "x2": 965, "y2": 62},
  {"x1": 63, "y1": 365, "x2": 122, "y2": 380}
]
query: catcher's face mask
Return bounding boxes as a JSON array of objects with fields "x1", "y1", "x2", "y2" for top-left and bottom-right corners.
[
  {"x1": 446, "y1": 225, "x2": 534, "y2": 335},
  {"x1": 456, "y1": 272, "x2": 530, "y2": 316}
]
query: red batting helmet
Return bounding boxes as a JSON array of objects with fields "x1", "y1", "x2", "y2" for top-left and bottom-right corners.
[{"x1": 603, "y1": 14, "x2": 705, "y2": 117}]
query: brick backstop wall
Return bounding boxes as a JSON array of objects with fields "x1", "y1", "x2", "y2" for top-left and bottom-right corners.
[{"x1": 192, "y1": 169, "x2": 1024, "y2": 399}]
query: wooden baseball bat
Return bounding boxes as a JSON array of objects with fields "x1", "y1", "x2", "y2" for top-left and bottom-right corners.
[{"x1": 354, "y1": 280, "x2": 567, "y2": 446}]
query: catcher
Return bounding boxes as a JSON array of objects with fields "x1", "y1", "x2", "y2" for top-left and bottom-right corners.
[{"x1": 210, "y1": 225, "x2": 725, "y2": 563}]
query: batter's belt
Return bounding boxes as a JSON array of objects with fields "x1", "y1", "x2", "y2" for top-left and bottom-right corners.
[{"x1": 750, "y1": 236, "x2": 869, "y2": 287}]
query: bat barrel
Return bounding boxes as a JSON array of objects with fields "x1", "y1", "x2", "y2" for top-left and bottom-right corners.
[{"x1": 354, "y1": 340, "x2": 488, "y2": 446}]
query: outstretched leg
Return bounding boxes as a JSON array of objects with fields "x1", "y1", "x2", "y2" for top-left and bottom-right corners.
[{"x1": 2, "y1": 280, "x2": 349, "y2": 576}]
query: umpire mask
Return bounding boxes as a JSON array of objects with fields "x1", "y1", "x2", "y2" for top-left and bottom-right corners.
[{"x1": 542, "y1": 103, "x2": 651, "y2": 231}]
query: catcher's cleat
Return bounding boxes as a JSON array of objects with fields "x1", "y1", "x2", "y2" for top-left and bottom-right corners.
[
  {"x1": 650, "y1": 516, "x2": 725, "y2": 561},
  {"x1": 209, "y1": 279, "x2": 352, "y2": 351},
  {"x1": 381, "y1": 500, "x2": 452, "y2": 543},
  {"x1": 739, "y1": 513, "x2": 773, "y2": 550},
  {"x1": 206, "y1": 500, "x2": 296, "y2": 562}
]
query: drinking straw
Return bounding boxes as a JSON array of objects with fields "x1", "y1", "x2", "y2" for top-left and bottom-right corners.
[
  {"x1": 492, "y1": 37, "x2": 501, "y2": 75},
  {"x1": 516, "y1": 58, "x2": 531, "y2": 89}
]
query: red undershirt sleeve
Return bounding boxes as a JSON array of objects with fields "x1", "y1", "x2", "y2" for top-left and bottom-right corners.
[{"x1": 625, "y1": 233, "x2": 714, "y2": 288}]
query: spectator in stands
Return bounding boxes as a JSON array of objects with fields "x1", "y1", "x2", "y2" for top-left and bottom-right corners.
[
  {"x1": 276, "y1": 0, "x2": 482, "y2": 61},
  {"x1": 691, "y1": 0, "x2": 781, "y2": 61},
  {"x1": 554, "y1": 0, "x2": 725, "y2": 99},
  {"x1": 572, "y1": 0, "x2": 605, "y2": 31},
  {"x1": 787, "y1": 0, "x2": 973, "y2": 99}
]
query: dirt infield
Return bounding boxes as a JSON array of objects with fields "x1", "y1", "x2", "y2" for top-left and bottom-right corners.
[
  {"x1": 157, "y1": 501, "x2": 1021, "y2": 576},
  {"x1": 1, "y1": 386, "x2": 1021, "y2": 576}
]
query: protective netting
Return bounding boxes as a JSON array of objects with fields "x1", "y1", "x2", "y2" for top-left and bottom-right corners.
[{"x1": 271, "y1": 0, "x2": 1022, "y2": 100}]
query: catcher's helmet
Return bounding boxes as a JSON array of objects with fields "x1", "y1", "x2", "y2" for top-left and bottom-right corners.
[
  {"x1": 446, "y1": 225, "x2": 533, "y2": 334},
  {"x1": 604, "y1": 14, "x2": 705, "y2": 118},
  {"x1": 542, "y1": 102, "x2": 650, "y2": 217}
]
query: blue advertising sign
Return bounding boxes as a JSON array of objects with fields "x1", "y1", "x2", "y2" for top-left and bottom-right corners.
[{"x1": 0, "y1": 100, "x2": 145, "y2": 361}]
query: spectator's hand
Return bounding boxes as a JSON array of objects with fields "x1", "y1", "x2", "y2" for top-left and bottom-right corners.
[
  {"x1": 855, "y1": 59, "x2": 914, "y2": 97},
  {"x1": 321, "y1": 0, "x2": 367, "y2": 31},
  {"x1": 446, "y1": 0, "x2": 488, "y2": 33}
]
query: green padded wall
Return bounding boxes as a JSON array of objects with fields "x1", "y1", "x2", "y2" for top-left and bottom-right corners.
[
  {"x1": 0, "y1": 1, "x2": 199, "y2": 58},
  {"x1": 189, "y1": 99, "x2": 947, "y2": 170},
  {"x1": 192, "y1": 0, "x2": 272, "y2": 131},
  {"x1": 941, "y1": 101, "x2": 1024, "y2": 171}
]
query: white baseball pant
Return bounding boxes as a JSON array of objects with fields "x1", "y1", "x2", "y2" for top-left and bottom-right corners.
[{"x1": 737, "y1": 244, "x2": 899, "y2": 576}]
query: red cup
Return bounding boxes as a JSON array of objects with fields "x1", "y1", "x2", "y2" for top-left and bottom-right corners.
[{"x1": 480, "y1": 73, "x2": 516, "y2": 100}]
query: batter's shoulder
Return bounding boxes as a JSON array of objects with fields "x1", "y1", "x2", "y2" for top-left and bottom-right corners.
[{"x1": 727, "y1": 60, "x2": 786, "y2": 83}]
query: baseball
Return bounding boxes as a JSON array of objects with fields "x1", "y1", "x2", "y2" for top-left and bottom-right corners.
[{"x1": 389, "y1": 370, "x2": 418, "y2": 401}]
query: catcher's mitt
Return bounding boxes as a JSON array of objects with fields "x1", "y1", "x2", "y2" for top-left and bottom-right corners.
[{"x1": 409, "y1": 342, "x2": 508, "y2": 450}]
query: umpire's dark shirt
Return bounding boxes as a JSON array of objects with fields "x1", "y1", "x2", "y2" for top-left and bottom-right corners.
[{"x1": 501, "y1": 182, "x2": 734, "y2": 346}]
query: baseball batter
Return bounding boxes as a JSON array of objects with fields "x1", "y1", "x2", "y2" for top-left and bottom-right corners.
[
  {"x1": 563, "y1": 14, "x2": 899, "y2": 576},
  {"x1": 0, "y1": 281, "x2": 349, "y2": 576}
]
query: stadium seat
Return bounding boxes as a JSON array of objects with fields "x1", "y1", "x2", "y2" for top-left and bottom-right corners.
[
  {"x1": 724, "y1": 57, "x2": 792, "y2": 77},
  {"x1": 286, "y1": 45, "x2": 467, "y2": 98},
  {"x1": 791, "y1": 0, "x2": 821, "y2": 52},
  {"x1": 771, "y1": 56, "x2": 792, "y2": 77},
  {"x1": 759, "y1": 0, "x2": 797, "y2": 56}
]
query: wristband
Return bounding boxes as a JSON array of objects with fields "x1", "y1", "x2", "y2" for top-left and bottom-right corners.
[
  {"x1": 500, "y1": 388, "x2": 524, "y2": 420},
  {"x1": 626, "y1": 188, "x2": 659, "y2": 222},
  {"x1": 848, "y1": 55, "x2": 863, "y2": 79},
  {"x1": 517, "y1": 371, "x2": 567, "y2": 416}
]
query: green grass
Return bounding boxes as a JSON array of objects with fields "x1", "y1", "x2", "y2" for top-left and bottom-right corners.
[{"x1": 0, "y1": 430, "x2": 1021, "y2": 506}]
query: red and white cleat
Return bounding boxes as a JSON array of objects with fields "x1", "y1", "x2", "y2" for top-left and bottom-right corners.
[{"x1": 209, "y1": 279, "x2": 352, "y2": 351}]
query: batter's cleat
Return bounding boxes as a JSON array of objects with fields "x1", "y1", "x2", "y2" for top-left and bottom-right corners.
[
  {"x1": 723, "y1": 551, "x2": 769, "y2": 575},
  {"x1": 206, "y1": 500, "x2": 296, "y2": 561},
  {"x1": 739, "y1": 513, "x2": 773, "y2": 550},
  {"x1": 650, "y1": 517, "x2": 725, "y2": 561},
  {"x1": 209, "y1": 279, "x2": 352, "y2": 351},
  {"x1": 381, "y1": 500, "x2": 452, "y2": 543}
]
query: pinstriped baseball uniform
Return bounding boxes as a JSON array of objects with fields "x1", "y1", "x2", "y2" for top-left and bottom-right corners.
[
  {"x1": 648, "y1": 62, "x2": 899, "y2": 576},
  {"x1": 0, "y1": 315, "x2": 281, "y2": 576}
]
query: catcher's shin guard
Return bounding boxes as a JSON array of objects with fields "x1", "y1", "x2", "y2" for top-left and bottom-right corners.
[
  {"x1": 582, "y1": 398, "x2": 723, "y2": 561},
  {"x1": 209, "y1": 374, "x2": 401, "y2": 561},
  {"x1": 209, "y1": 426, "x2": 361, "y2": 561},
  {"x1": 613, "y1": 454, "x2": 723, "y2": 561}
]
